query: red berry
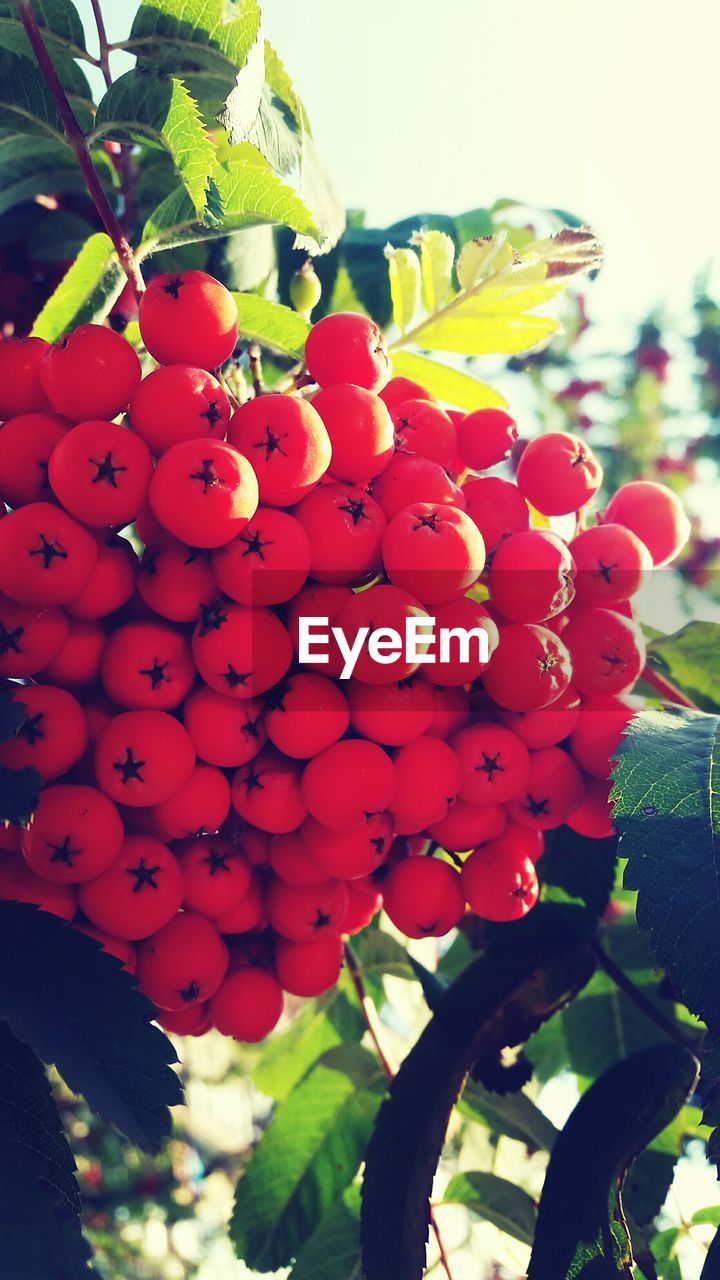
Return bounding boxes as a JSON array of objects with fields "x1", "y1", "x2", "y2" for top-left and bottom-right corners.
[
  {"x1": 347, "y1": 674, "x2": 434, "y2": 745},
  {"x1": 428, "y1": 800, "x2": 506, "y2": 852},
  {"x1": 302, "y1": 810, "x2": 392, "y2": 879},
  {"x1": 48, "y1": 419, "x2": 152, "y2": 528},
  {"x1": 265, "y1": 875, "x2": 348, "y2": 942},
  {"x1": 0, "y1": 683, "x2": 88, "y2": 779},
  {"x1": 101, "y1": 619, "x2": 195, "y2": 710},
  {"x1": 148, "y1": 438, "x2": 258, "y2": 548},
  {"x1": 149, "y1": 765, "x2": 231, "y2": 843},
  {"x1": 390, "y1": 736, "x2": 462, "y2": 834},
  {"x1": 192, "y1": 601, "x2": 292, "y2": 699},
  {"x1": 456, "y1": 407, "x2": 518, "y2": 471},
  {"x1": 341, "y1": 878, "x2": 383, "y2": 935},
  {"x1": 489, "y1": 530, "x2": 576, "y2": 623},
  {"x1": 497, "y1": 685, "x2": 581, "y2": 750},
  {"x1": 334, "y1": 583, "x2": 430, "y2": 683},
  {"x1": 562, "y1": 606, "x2": 646, "y2": 695},
  {"x1": 210, "y1": 968, "x2": 284, "y2": 1041},
  {"x1": 451, "y1": 723, "x2": 530, "y2": 806},
  {"x1": 421, "y1": 597, "x2": 499, "y2": 686},
  {"x1": 183, "y1": 685, "x2": 266, "y2": 767},
  {"x1": 425, "y1": 684, "x2": 471, "y2": 739},
  {"x1": 231, "y1": 747, "x2": 306, "y2": 833},
  {"x1": 285, "y1": 583, "x2": 352, "y2": 677},
  {"x1": 305, "y1": 312, "x2": 390, "y2": 392},
  {"x1": 158, "y1": 1003, "x2": 212, "y2": 1036},
  {"x1": 506, "y1": 746, "x2": 585, "y2": 830},
  {"x1": 269, "y1": 831, "x2": 328, "y2": 886},
  {"x1": 212, "y1": 507, "x2": 311, "y2": 605},
  {"x1": 0, "y1": 858, "x2": 76, "y2": 919},
  {"x1": 570, "y1": 523, "x2": 651, "y2": 606},
  {"x1": 569, "y1": 694, "x2": 637, "y2": 779},
  {"x1": 177, "y1": 836, "x2": 251, "y2": 918},
  {"x1": 383, "y1": 502, "x2": 485, "y2": 605},
  {"x1": 275, "y1": 934, "x2": 343, "y2": 996},
  {"x1": 39, "y1": 617, "x2": 106, "y2": 687},
  {"x1": 94, "y1": 710, "x2": 195, "y2": 807},
  {"x1": 265, "y1": 672, "x2": 349, "y2": 758},
  {"x1": 516, "y1": 432, "x2": 603, "y2": 516},
  {"x1": 0, "y1": 336, "x2": 52, "y2": 418},
  {"x1": 382, "y1": 856, "x2": 464, "y2": 938},
  {"x1": 67, "y1": 533, "x2": 138, "y2": 620},
  {"x1": 138, "y1": 271, "x2": 238, "y2": 370},
  {"x1": 293, "y1": 482, "x2": 386, "y2": 585},
  {"x1": 0, "y1": 501, "x2": 97, "y2": 606},
  {"x1": 566, "y1": 778, "x2": 615, "y2": 838},
  {"x1": 482, "y1": 623, "x2": 572, "y2": 711},
  {"x1": 77, "y1": 835, "x2": 183, "y2": 939},
  {"x1": 21, "y1": 783, "x2": 123, "y2": 883},
  {"x1": 461, "y1": 476, "x2": 530, "y2": 552},
  {"x1": 378, "y1": 376, "x2": 431, "y2": 410},
  {"x1": 40, "y1": 325, "x2": 141, "y2": 422},
  {"x1": 128, "y1": 365, "x2": 230, "y2": 455},
  {"x1": 461, "y1": 844, "x2": 539, "y2": 921},
  {"x1": 391, "y1": 400, "x2": 458, "y2": 468},
  {"x1": 0, "y1": 597, "x2": 68, "y2": 677},
  {"x1": 215, "y1": 869, "x2": 266, "y2": 934},
  {"x1": 301, "y1": 739, "x2": 395, "y2": 832},
  {"x1": 136, "y1": 912, "x2": 228, "y2": 1010},
  {"x1": 227, "y1": 394, "x2": 331, "y2": 507},
  {"x1": 601, "y1": 480, "x2": 691, "y2": 567},
  {"x1": 313, "y1": 384, "x2": 394, "y2": 482},
  {"x1": 137, "y1": 534, "x2": 216, "y2": 623},
  {"x1": 371, "y1": 453, "x2": 465, "y2": 522},
  {"x1": 0, "y1": 412, "x2": 70, "y2": 507}
]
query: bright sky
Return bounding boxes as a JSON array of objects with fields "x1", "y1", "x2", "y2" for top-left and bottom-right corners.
[{"x1": 86, "y1": 0, "x2": 720, "y2": 326}]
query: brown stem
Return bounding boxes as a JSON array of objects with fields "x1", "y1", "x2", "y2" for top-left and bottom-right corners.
[
  {"x1": 343, "y1": 941, "x2": 457, "y2": 1280},
  {"x1": 592, "y1": 940, "x2": 698, "y2": 1052},
  {"x1": 247, "y1": 343, "x2": 265, "y2": 398},
  {"x1": 17, "y1": 0, "x2": 144, "y2": 301},
  {"x1": 641, "y1": 662, "x2": 699, "y2": 711}
]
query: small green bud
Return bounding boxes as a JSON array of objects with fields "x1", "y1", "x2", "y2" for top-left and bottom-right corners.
[{"x1": 290, "y1": 259, "x2": 322, "y2": 319}]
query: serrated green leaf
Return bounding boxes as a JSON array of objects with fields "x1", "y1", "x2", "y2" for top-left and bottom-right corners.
[
  {"x1": 293, "y1": 131, "x2": 345, "y2": 255},
  {"x1": 140, "y1": 143, "x2": 322, "y2": 257},
  {"x1": 456, "y1": 233, "x2": 513, "y2": 291},
  {"x1": 385, "y1": 245, "x2": 421, "y2": 333},
  {"x1": 539, "y1": 826, "x2": 617, "y2": 916},
  {"x1": 289, "y1": 1185, "x2": 362, "y2": 1280},
  {"x1": 528, "y1": 1045, "x2": 698, "y2": 1280},
  {"x1": 230, "y1": 80, "x2": 298, "y2": 176},
  {"x1": 648, "y1": 623, "x2": 720, "y2": 712},
  {"x1": 0, "y1": 48, "x2": 65, "y2": 142},
  {"x1": 0, "y1": 135, "x2": 85, "y2": 216},
  {"x1": 414, "y1": 228, "x2": 455, "y2": 312},
  {"x1": 264, "y1": 39, "x2": 310, "y2": 135},
  {"x1": 31, "y1": 233, "x2": 125, "y2": 340},
  {"x1": 458, "y1": 1079, "x2": 558, "y2": 1150},
  {"x1": 389, "y1": 350, "x2": 507, "y2": 410},
  {"x1": 0, "y1": 903, "x2": 182, "y2": 1151},
  {"x1": 127, "y1": 0, "x2": 263, "y2": 129},
  {"x1": 442, "y1": 1171, "x2": 537, "y2": 1246},
  {"x1": 253, "y1": 976, "x2": 364, "y2": 1101},
  {"x1": 92, "y1": 70, "x2": 216, "y2": 218},
  {"x1": 0, "y1": 2, "x2": 93, "y2": 124},
  {"x1": 0, "y1": 1137, "x2": 96, "y2": 1278},
  {"x1": 232, "y1": 1045, "x2": 384, "y2": 1271},
  {"x1": 415, "y1": 310, "x2": 559, "y2": 356},
  {"x1": 233, "y1": 291, "x2": 310, "y2": 358}
]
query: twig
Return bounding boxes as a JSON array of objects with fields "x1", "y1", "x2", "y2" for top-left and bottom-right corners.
[
  {"x1": 592, "y1": 940, "x2": 698, "y2": 1053},
  {"x1": 89, "y1": 0, "x2": 136, "y2": 237},
  {"x1": 343, "y1": 941, "x2": 457, "y2": 1280},
  {"x1": 247, "y1": 343, "x2": 265, "y2": 397},
  {"x1": 17, "y1": 0, "x2": 145, "y2": 301},
  {"x1": 641, "y1": 662, "x2": 700, "y2": 711}
]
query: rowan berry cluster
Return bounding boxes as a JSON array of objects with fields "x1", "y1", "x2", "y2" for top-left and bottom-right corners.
[{"x1": 0, "y1": 270, "x2": 691, "y2": 1043}]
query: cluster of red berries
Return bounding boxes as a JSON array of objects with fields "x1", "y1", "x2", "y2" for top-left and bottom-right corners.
[{"x1": 0, "y1": 270, "x2": 691, "y2": 1043}]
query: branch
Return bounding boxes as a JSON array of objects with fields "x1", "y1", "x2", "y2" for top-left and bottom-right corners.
[
  {"x1": 641, "y1": 662, "x2": 700, "y2": 711},
  {"x1": 592, "y1": 939, "x2": 699, "y2": 1052},
  {"x1": 17, "y1": 0, "x2": 145, "y2": 302},
  {"x1": 343, "y1": 940, "x2": 458, "y2": 1280}
]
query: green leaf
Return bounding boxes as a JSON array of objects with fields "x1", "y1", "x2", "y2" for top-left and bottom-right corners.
[
  {"x1": 140, "y1": 143, "x2": 322, "y2": 257},
  {"x1": 442, "y1": 1171, "x2": 537, "y2": 1246},
  {"x1": 0, "y1": 49, "x2": 65, "y2": 142},
  {"x1": 289, "y1": 1185, "x2": 362, "y2": 1280},
  {"x1": 127, "y1": 0, "x2": 263, "y2": 129},
  {"x1": 612, "y1": 708, "x2": 720, "y2": 1033},
  {"x1": 0, "y1": 136, "x2": 86, "y2": 217},
  {"x1": 253, "y1": 977, "x2": 364, "y2": 1101},
  {"x1": 389, "y1": 350, "x2": 507, "y2": 410},
  {"x1": 414, "y1": 228, "x2": 455, "y2": 312},
  {"x1": 456, "y1": 234, "x2": 514, "y2": 291},
  {"x1": 648, "y1": 623, "x2": 720, "y2": 712},
  {"x1": 0, "y1": 2, "x2": 93, "y2": 124},
  {"x1": 539, "y1": 827, "x2": 618, "y2": 917},
  {"x1": 527, "y1": 1045, "x2": 698, "y2": 1279},
  {"x1": 361, "y1": 912, "x2": 595, "y2": 1280},
  {"x1": 31, "y1": 233, "x2": 125, "y2": 340},
  {"x1": 0, "y1": 1137, "x2": 96, "y2": 1278},
  {"x1": 385, "y1": 245, "x2": 421, "y2": 333},
  {"x1": 232, "y1": 291, "x2": 310, "y2": 358},
  {"x1": 0, "y1": 903, "x2": 182, "y2": 1151},
  {"x1": 92, "y1": 70, "x2": 216, "y2": 218},
  {"x1": 0, "y1": 1021, "x2": 80, "y2": 1215},
  {"x1": 292, "y1": 131, "x2": 345, "y2": 255},
  {"x1": 263, "y1": 39, "x2": 310, "y2": 136},
  {"x1": 234, "y1": 80, "x2": 299, "y2": 177},
  {"x1": 414, "y1": 309, "x2": 559, "y2": 356},
  {"x1": 458, "y1": 1079, "x2": 558, "y2": 1151},
  {"x1": 231, "y1": 1045, "x2": 384, "y2": 1271}
]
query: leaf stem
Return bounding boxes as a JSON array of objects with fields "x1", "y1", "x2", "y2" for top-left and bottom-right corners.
[
  {"x1": 641, "y1": 663, "x2": 699, "y2": 711},
  {"x1": 343, "y1": 940, "x2": 458, "y2": 1280},
  {"x1": 592, "y1": 940, "x2": 698, "y2": 1053},
  {"x1": 16, "y1": 0, "x2": 145, "y2": 302}
]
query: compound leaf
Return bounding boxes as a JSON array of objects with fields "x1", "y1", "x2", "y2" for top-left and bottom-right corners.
[
  {"x1": 389, "y1": 350, "x2": 507, "y2": 410},
  {"x1": 289, "y1": 1185, "x2": 362, "y2": 1280},
  {"x1": 442, "y1": 1171, "x2": 536, "y2": 1246},
  {"x1": 385, "y1": 245, "x2": 421, "y2": 334}
]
